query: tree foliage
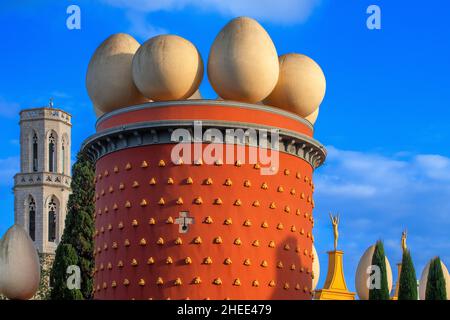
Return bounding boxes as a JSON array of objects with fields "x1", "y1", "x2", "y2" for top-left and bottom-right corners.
[
  {"x1": 50, "y1": 151, "x2": 95, "y2": 299},
  {"x1": 398, "y1": 249, "x2": 418, "y2": 300},
  {"x1": 369, "y1": 240, "x2": 390, "y2": 300},
  {"x1": 49, "y1": 244, "x2": 83, "y2": 300},
  {"x1": 425, "y1": 257, "x2": 447, "y2": 300}
]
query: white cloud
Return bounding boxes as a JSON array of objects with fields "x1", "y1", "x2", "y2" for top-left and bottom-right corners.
[
  {"x1": 0, "y1": 97, "x2": 20, "y2": 119},
  {"x1": 103, "y1": 0, "x2": 322, "y2": 25},
  {"x1": 315, "y1": 146, "x2": 450, "y2": 200},
  {"x1": 415, "y1": 154, "x2": 450, "y2": 181},
  {"x1": 318, "y1": 183, "x2": 377, "y2": 198},
  {"x1": 313, "y1": 146, "x2": 450, "y2": 290},
  {"x1": 125, "y1": 11, "x2": 168, "y2": 41},
  {"x1": 0, "y1": 156, "x2": 19, "y2": 186}
]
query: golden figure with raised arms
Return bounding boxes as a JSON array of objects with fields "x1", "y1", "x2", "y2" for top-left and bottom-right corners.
[
  {"x1": 401, "y1": 229, "x2": 407, "y2": 253},
  {"x1": 329, "y1": 213, "x2": 340, "y2": 251}
]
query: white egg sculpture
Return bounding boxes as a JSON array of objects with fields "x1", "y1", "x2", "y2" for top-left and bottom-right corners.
[
  {"x1": 312, "y1": 245, "x2": 320, "y2": 290},
  {"x1": 264, "y1": 53, "x2": 326, "y2": 117},
  {"x1": 86, "y1": 33, "x2": 149, "y2": 114},
  {"x1": 305, "y1": 108, "x2": 320, "y2": 125},
  {"x1": 132, "y1": 35, "x2": 204, "y2": 101},
  {"x1": 93, "y1": 105, "x2": 104, "y2": 118},
  {"x1": 0, "y1": 225, "x2": 40, "y2": 300},
  {"x1": 419, "y1": 259, "x2": 450, "y2": 300},
  {"x1": 208, "y1": 17, "x2": 279, "y2": 103},
  {"x1": 188, "y1": 89, "x2": 202, "y2": 100},
  {"x1": 355, "y1": 244, "x2": 393, "y2": 300}
]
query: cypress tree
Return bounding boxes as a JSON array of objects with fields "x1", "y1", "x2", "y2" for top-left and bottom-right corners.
[
  {"x1": 49, "y1": 244, "x2": 84, "y2": 300},
  {"x1": 425, "y1": 257, "x2": 447, "y2": 300},
  {"x1": 50, "y1": 151, "x2": 95, "y2": 299},
  {"x1": 398, "y1": 249, "x2": 418, "y2": 300},
  {"x1": 369, "y1": 240, "x2": 390, "y2": 300}
]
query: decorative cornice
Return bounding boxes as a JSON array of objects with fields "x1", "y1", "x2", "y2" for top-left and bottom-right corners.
[
  {"x1": 20, "y1": 108, "x2": 72, "y2": 126},
  {"x1": 14, "y1": 172, "x2": 72, "y2": 189},
  {"x1": 83, "y1": 119, "x2": 326, "y2": 169}
]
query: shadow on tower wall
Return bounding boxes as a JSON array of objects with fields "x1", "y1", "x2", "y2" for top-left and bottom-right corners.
[{"x1": 271, "y1": 235, "x2": 310, "y2": 300}]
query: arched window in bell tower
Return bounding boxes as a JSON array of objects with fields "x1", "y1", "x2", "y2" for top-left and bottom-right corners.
[
  {"x1": 62, "y1": 137, "x2": 66, "y2": 175},
  {"x1": 48, "y1": 133, "x2": 56, "y2": 172},
  {"x1": 32, "y1": 133, "x2": 38, "y2": 172},
  {"x1": 28, "y1": 196, "x2": 36, "y2": 241},
  {"x1": 48, "y1": 197, "x2": 57, "y2": 242}
]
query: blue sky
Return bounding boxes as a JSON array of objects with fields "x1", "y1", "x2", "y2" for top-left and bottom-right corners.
[{"x1": 1, "y1": 0, "x2": 450, "y2": 293}]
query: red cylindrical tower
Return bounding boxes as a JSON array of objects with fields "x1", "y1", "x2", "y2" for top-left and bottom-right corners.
[{"x1": 83, "y1": 100, "x2": 326, "y2": 300}]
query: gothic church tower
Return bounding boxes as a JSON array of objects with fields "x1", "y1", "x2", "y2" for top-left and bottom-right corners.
[{"x1": 13, "y1": 104, "x2": 72, "y2": 255}]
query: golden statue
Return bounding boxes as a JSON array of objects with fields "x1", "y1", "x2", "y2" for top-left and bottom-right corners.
[
  {"x1": 329, "y1": 213, "x2": 340, "y2": 251},
  {"x1": 315, "y1": 212, "x2": 355, "y2": 300},
  {"x1": 401, "y1": 229, "x2": 407, "y2": 253}
]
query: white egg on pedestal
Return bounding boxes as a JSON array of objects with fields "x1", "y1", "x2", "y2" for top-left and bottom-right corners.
[
  {"x1": 419, "y1": 259, "x2": 450, "y2": 300},
  {"x1": 0, "y1": 225, "x2": 40, "y2": 300},
  {"x1": 355, "y1": 244, "x2": 393, "y2": 300},
  {"x1": 312, "y1": 245, "x2": 320, "y2": 290}
]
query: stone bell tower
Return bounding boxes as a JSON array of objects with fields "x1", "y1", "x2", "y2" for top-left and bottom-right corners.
[{"x1": 13, "y1": 101, "x2": 72, "y2": 255}]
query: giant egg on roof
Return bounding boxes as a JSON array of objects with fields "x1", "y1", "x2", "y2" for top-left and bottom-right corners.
[
  {"x1": 86, "y1": 33, "x2": 148, "y2": 114},
  {"x1": 305, "y1": 108, "x2": 320, "y2": 125},
  {"x1": 208, "y1": 17, "x2": 279, "y2": 103},
  {"x1": 93, "y1": 104, "x2": 104, "y2": 118},
  {"x1": 132, "y1": 35, "x2": 204, "y2": 101},
  {"x1": 264, "y1": 53, "x2": 326, "y2": 117}
]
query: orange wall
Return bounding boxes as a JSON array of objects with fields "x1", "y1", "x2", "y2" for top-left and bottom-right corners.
[{"x1": 93, "y1": 144, "x2": 316, "y2": 300}]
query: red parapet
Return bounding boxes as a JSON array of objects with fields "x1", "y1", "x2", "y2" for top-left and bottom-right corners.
[{"x1": 95, "y1": 100, "x2": 314, "y2": 137}]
